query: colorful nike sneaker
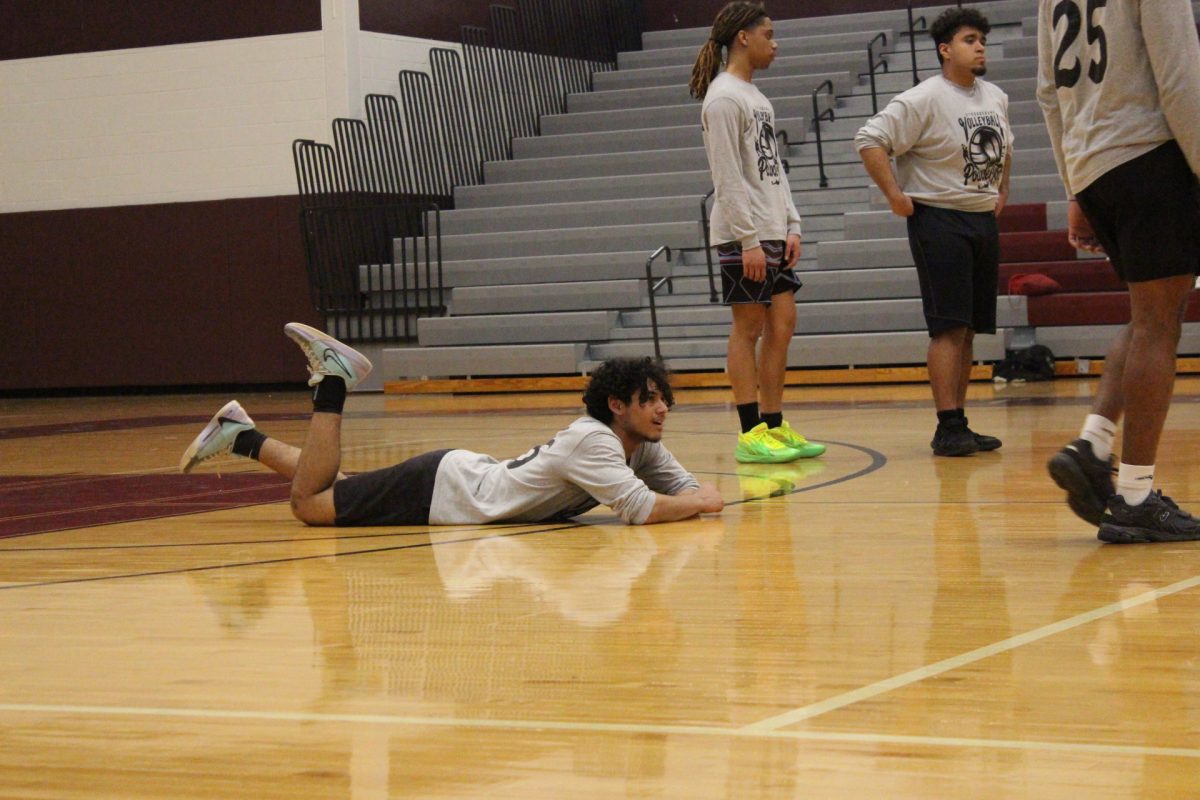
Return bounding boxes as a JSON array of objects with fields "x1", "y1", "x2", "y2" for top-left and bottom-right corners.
[
  {"x1": 284, "y1": 322, "x2": 373, "y2": 390},
  {"x1": 735, "y1": 422, "x2": 802, "y2": 464},
  {"x1": 179, "y1": 399, "x2": 255, "y2": 473},
  {"x1": 767, "y1": 420, "x2": 826, "y2": 458}
]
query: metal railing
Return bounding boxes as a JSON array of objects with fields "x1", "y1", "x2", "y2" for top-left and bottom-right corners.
[
  {"x1": 297, "y1": 200, "x2": 443, "y2": 343},
  {"x1": 906, "y1": 4, "x2": 931, "y2": 86},
  {"x1": 644, "y1": 246, "x2": 673, "y2": 359},
  {"x1": 867, "y1": 32, "x2": 890, "y2": 115},
  {"x1": 292, "y1": 0, "x2": 644, "y2": 343},
  {"x1": 810, "y1": 79, "x2": 837, "y2": 188}
]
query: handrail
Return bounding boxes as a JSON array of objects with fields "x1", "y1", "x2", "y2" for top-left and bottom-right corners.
[
  {"x1": 644, "y1": 245, "x2": 674, "y2": 359},
  {"x1": 810, "y1": 79, "x2": 837, "y2": 189},
  {"x1": 700, "y1": 189, "x2": 716, "y2": 302},
  {"x1": 905, "y1": 3, "x2": 930, "y2": 86},
  {"x1": 867, "y1": 32, "x2": 889, "y2": 115}
]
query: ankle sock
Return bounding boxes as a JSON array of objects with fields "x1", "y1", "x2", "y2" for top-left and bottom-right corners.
[
  {"x1": 232, "y1": 429, "x2": 267, "y2": 460},
  {"x1": 313, "y1": 376, "x2": 347, "y2": 414},
  {"x1": 762, "y1": 411, "x2": 783, "y2": 430},
  {"x1": 1116, "y1": 462, "x2": 1154, "y2": 506},
  {"x1": 1080, "y1": 414, "x2": 1117, "y2": 461},
  {"x1": 736, "y1": 402, "x2": 761, "y2": 434},
  {"x1": 936, "y1": 409, "x2": 959, "y2": 427}
]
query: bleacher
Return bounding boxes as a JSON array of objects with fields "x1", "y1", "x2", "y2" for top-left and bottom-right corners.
[{"x1": 371, "y1": 0, "x2": 1200, "y2": 383}]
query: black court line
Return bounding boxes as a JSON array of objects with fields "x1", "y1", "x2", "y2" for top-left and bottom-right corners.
[
  {"x1": 0, "y1": 441, "x2": 886, "y2": 589},
  {"x1": 0, "y1": 522, "x2": 538, "y2": 553},
  {"x1": 0, "y1": 524, "x2": 585, "y2": 592}
]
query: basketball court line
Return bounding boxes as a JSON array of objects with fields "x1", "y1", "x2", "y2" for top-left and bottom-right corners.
[
  {"x1": 0, "y1": 701, "x2": 1196, "y2": 760},
  {"x1": 0, "y1": 525, "x2": 582, "y2": 591},
  {"x1": 739, "y1": 572, "x2": 1200, "y2": 733}
]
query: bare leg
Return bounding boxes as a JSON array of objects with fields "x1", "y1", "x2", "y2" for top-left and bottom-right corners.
[
  {"x1": 758, "y1": 293, "x2": 796, "y2": 414},
  {"x1": 927, "y1": 326, "x2": 970, "y2": 412},
  {"x1": 1092, "y1": 324, "x2": 1131, "y2": 424},
  {"x1": 728, "y1": 304, "x2": 766, "y2": 406},
  {"x1": 254, "y1": 438, "x2": 348, "y2": 484},
  {"x1": 956, "y1": 329, "x2": 975, "y2": 409},
  {"x1": 1119, "y1": 275, "x2": 1193, "y2": 465},
  {"x1": 289, "y1": 412, "x2": 343, "y2": 526}
]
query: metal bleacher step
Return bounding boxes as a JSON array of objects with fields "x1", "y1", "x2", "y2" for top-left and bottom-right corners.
[
  {"x1": 619, "y1": 28, "x2": 897, "y2": 70},
  {"x1": 512, "y1": 116, "x2": 807, "y2": 160},
  {"x1": 418, "y1": 310, "x2": 619, "y2": 347},
  {"x1": 428, "y1": 220, "x2": 701, "y2": 262},
  {"x1": 567, "y1": 71, "x2": 849, "y2": 114},
  {"x1": 384, "y1": 342, "x2": 588, "y2": 379},
  {"x1": 449, "y1": 280, "x2": 646, "y2": 316},
  {"x1": 540, "y1": 96, "x2": 809, "y2": 136},
  {"x1": 587, "y1": 327, "x2": 1011, "y2": 366}
]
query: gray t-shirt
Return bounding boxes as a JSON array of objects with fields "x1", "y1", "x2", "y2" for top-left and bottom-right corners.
[
  {"x1": 428, "y1": 416, "x2": 700, "y2": 525},
  {"x1": 855, "y1": 75, "x2": 1013, "y2": 212},
  {"x1": 1036, "y1": 0, "x2": 1200, "y2": 195},
  {"x1": 701, "y1": 72, "x2": 803, "y2": 248}
]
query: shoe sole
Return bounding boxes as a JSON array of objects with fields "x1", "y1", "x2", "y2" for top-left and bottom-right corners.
[
  {"x1": 735, "y1": 448, "x2": 803, "y2": 464},
  {"x1": 179, "y1": 400, "x2": 245, "y2": 474},
  {"x1": 1047, "y1": 452, "x2": 1107, "y2": 525},
  {"x1": 931, "y1": 444, "x2": 978, "y2": 457},
  {"x1": 1097, "y1": 524, "x2": 1200, "y2": 544},
  {"x1": 284, "y1": 322, "x2": 373, "y2": 388},
  {"x1": 975, "y1": 439, "x2": 1002, "y2": 452}
]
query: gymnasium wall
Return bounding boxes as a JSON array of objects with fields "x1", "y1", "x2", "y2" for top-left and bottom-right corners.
[{"x1": 0, "y1": 1, "x2": 450, "y2": 391}]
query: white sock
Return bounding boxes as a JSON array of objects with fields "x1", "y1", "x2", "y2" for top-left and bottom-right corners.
[
  {"x1": 1116, "y1": 463, "x2": 1155, "y2": 506},
  {"x1": 1080, "y1": 414, "x2": 1117, "y2": 460}
]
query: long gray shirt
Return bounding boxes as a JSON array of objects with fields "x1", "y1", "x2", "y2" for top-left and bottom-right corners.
[
  {"x1": 701, "y1": 72, "x2": 803, "y2": 248},
  {"x1": 1036, "y1": 0, "x2": 1200, "y2": 195},
  {"x1": 428, "y1": 416, "x2": 700, "y2": 525},
  {"x1": 855, "y1": 75, "x2": 1013, "y2": 212}
]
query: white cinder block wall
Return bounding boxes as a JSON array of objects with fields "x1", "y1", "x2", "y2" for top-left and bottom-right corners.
[{"x1": 0, "y1": 0, "x2": 449, "y2": 214}]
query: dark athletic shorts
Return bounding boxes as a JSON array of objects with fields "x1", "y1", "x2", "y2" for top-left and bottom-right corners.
[
  {"x1": 1075, "y1": 140, "x2": 1200, "y2": 284},
  {"x1": 906, "y1": 202, "x2": 999, "y2": 336},
  {"x1": 332, "y1": 449, "x2": 450, "y2": 526},
  {"x1": 718, "y1": 239, "x2": 803, "y2": 305}
]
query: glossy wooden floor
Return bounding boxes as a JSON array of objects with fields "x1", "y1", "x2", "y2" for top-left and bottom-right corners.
[{"x1": 3, "y1": 377, "x2": 1200, "y2": 798}]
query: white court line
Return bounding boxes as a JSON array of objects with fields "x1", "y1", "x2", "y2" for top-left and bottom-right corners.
[
  {"x1": 0, "y1": 702, "x2": 1198, "y2": 760},
  {"x1": 741, "y1": 573, "x2": 1200, "y2": 734}
]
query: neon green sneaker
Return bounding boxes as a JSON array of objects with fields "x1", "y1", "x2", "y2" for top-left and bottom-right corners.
[
  {"x1": 735, "y1": 422, "x2": 802, "y2": 464},
  {"x1": 767, "y1": 421, "x2": 826, "y2": 458}
]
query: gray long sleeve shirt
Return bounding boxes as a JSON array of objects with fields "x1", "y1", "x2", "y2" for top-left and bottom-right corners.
[
  {"x1": 701, "y1": 72, "x2": 802, "y2": 248},
  {"x1": 854, "y1": 75, "x2": 1013, "y2": 212},
  {"x1": 428, "y1": 416, "x2": 700, "y2": 525},
  {"x1": 1036, "y1": 0, "x2": 1200, "y2": 195}
]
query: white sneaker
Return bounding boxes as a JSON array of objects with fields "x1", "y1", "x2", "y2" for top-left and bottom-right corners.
[
  {"x1": 179, "y1": 400, "x2": 256, "y2": 474},
  {"x1": 283, "y1": 322, "x2": 373, "y2": 390}
]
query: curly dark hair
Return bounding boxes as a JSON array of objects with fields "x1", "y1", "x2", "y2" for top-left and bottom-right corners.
[
  {"x1": 930, "y1": 7, "x2": 990, "y2": 65},
  {"x1": 583, "y1": 357, "x2": 675, "y2": 424}
]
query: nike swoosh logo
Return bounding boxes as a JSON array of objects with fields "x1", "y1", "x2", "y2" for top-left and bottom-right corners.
[
  {"x1": 323, "y1": 350, "x2": 351, "y2": 375},
  {"x1": 200, "y1": 416, "x2": 240, "y2": 444}
]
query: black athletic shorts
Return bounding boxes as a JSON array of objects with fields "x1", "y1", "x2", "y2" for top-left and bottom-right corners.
[
  {"x1": 906, "y1": 202, "x2": 999, "y2": 336},
  {"x1": 1075, "y1": 140, "x2": 1200, "y2": 284},
  {"x1": 717, "y1": 239, "x2": 803, "y2": 305},
  {"x1": 332, "y1": 449, "x2": 450, "y2": 526}
]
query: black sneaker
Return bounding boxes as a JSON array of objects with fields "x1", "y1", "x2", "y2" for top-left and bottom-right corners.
[
  {"x1": 1097, "y1": 491, "x2": 1200, "y2": 543},
  {"x1": 963, "y1": 418, "x2": 1002, "y2": 451},
  {"x1": 931, "y1": 418, "x2": 979, "y2": 457},
  {"x1": 1046, "y1": 438, "x2": 1115, "y2": 525}
]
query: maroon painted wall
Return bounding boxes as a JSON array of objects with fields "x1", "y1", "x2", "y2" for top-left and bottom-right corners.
[
  {"x1": 645, "y1": 0, "x2": 1003, "y2": 34},
  {"x1": 360, "y1": 0, "x2": 493, "y2": 43},
  {"x1": 0, "y1": 0, "x2": 321, "y2": 60},
  {"x1": 0, "y1": 197, "x2": 321, "y2": 391}
]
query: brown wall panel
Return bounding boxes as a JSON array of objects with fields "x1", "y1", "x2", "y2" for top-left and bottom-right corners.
[
  {"x1": 1, "y1": 0, "x2": 322, "y2": 60},
  {"x1": 645, "y1": 0, "x2": 1004, "y2": 34},
  {"x1": 0, "y1": 196, "x2": 322, "y2": 391},
  {"x1": 359, "y1": 0, "x2": 492, "y2": 43}
]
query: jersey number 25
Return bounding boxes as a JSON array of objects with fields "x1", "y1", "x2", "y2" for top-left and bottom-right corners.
[{"x1": 1052, "y1": 0, "x2": 1108, "y2": 89}]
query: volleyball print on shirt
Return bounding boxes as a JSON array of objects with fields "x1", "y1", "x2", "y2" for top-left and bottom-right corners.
[
  {"x1": 959, "y1": 110, "x2": 1007, "y2": 189},
  {"x1": 754, "y1": 108, "x2": 782, "y2": 185}
]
